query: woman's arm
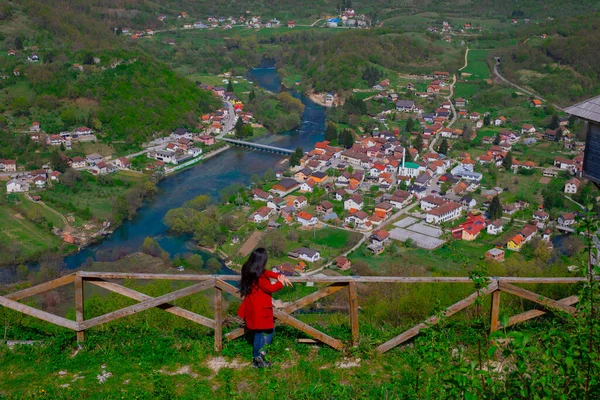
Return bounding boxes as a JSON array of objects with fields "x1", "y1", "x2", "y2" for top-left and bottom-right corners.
[
  {"x1": 264, "y1": 270, "x2": 281, "y2": 280},
  {"x1": 258, "y1": 275, "x2": 284, "y2": 294}
]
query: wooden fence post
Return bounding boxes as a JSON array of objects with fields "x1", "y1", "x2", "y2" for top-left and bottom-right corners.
[
  {"x1": 214, "y1": 285, "x2": 223, "y2": 353},
  {"x1": 348, "y1": 282, "x2": 359, "y2": 347},
  {"x1": 75, "y1": 275, "x2": 85, "y2": 342},
  {"x1": 490, "y1": 290, "x2": 501, "y2": 334}
]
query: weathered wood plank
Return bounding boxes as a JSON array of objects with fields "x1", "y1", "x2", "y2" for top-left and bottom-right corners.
[
  {"x1": 77, "y1": 272, "x2": 591, "y2": 284},
  {"x1": 6, "y1": 274, "x2": 76, "y2": 301},
  {"x1": 348, "y1": 282, "x2": 359, "y2": 347},
  {"x1": 225, "y1": 328, "x2": 246, "y2": 341},
  {"x1": 282, "y1": 282, "x2": 347, "y2": 314},
  {"x1": 506, "y1": 296, "x2": 579, "y2": 327},
  {"x1": 75, "y1": 275, "x2": 85, "y2": 342},
  {"x1": 79, "y1": 280, "x2": 214, "y2": 330},
  {"x1": 0, "y1": 296, "x2": 78, "y2": 330},
  {"x1": 376, "y1": 281, "x2": 499, "y2": 353},
  {"x1": 214, "y1": 285, "x2": 223, "y2": 353},
  {"x1": 490, "y1": 290, "x2": 501, "y2": 334},
  {"x1": 273, "y1": 309, "x2": 344, "y2": 350},
  {"x1": 215, "y1": 279, "x2": 241, "y2": 298},
  {"x1": 498, "y1": 282, "x2": 577, "y2": 314},
  {"x1": 85, "y1": 278, "x2": 215, "y2": 329}
]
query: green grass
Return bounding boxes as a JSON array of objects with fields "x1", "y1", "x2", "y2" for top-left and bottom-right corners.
[
  {"x1": 462, "y1": 49, "x2": 491, "y2": 81},
  {"x1": 13, "y1": 194, "x2": 66, "y2": 230},
  {"x1": 0, "y1": 202, "x2": 64, "y2": 261},
  {"x1": 453, "y1": 81, "x2": 484, "y2": 100},
  {"x1": 39, "y1": 172, "x2": 142, "y2": 223},
  {"x1": 305, "y1": 228, "x2": 356, "y2": 249}
]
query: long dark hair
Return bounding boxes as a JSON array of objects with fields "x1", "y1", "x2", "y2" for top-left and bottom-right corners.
[{"x1": 240, "y1": 248, "x2": 268, "y2": 297}]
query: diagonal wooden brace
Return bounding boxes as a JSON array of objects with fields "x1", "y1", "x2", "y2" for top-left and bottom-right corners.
[
  {"x1": 78, "y1": 279, "x2": 215, "y2": 330},
  {"x1": 0, "y1": 295, "x2": 78, "y2": 330},
  {"x1": 376, "y1": 280, "x2": 499, "y2": 353},
  {"x1": 505, "y1": 295, "x2": 579, "y2": 327},
  {"x1": 85, "y1": 278, "x2": 215, "y2": 329},
  {"x1": 6, "y1": 274, "x2": 76, "y2": 301},
  {"x1": 498, "y1": 281, "x2": 577, "y2": 314}
]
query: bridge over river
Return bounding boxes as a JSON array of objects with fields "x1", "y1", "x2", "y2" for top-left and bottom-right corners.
[{"x1": 221, "y1": 137, "x2": 294, "y2": 155}]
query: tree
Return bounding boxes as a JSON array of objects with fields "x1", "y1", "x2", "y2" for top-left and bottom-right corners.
[
  {"x1": 263, "y1": 168, "x2": 276, "y2": 182},
  {"x1": 185, "y1": 194, "x2": 211, "y2": 211},
  {"x1": 234, "y1": 117, "x2": 244, "y2": 138},
  {"x1": 438, "y1": 138, "x2": 449, "y2": 154},
  {"x1": 14, "y1": 36, "x2": 23, "y2": 50},
  {"x1": 140, "y1": 237, "x2": 168, "y2": 259},
  {"x1": 502, "y1": 151, "x2": 513, "y2": 170},
  {"x1": 549, "y1": 114, "x2": 560, "y2": 129},
  {"x1": 51, "y1": 151, "x2": 69, "y2": 173},
  {"x1": 206, "y1": 258, "x2": 222, "y2": 273},
  {"x1": 461, "y1": 124, "x2": 472, "y2": 142},
  {"x1": 406, "y1": 117, "x2": 415, "y2": 132},
  {"x1": 116, "y1": 27, "x2": 122, "y2": 36},
  {"x1": 413, "y1": 134, "x2": 424, "y2": 152},
  {"x1": 248, "y1": 89, "x2": 256, "y2": 102},
  {"x1": 493, "y1": 133, "x2": 501, "y2": 145},
  {"x1": 11, "y1": 97, "x2": 30, "y2": 116},
  {"x1": 339, "y1": 129, "x2": 354, "y2": 148},
  {"x1": 61, "y1": 169, "x2": 81, "y2": 188},
  {"x1": 186, "y1": 254, "x2": 204, "y2": 270},
  {"x1": 325, "y1": 122, "x2": 338, "y2": 142},
  {"x1": 289, "y1": 147, "x2": 304, "y2": 167},
  {"x1": 44, "y1": 51, "x2": 55, "y2": 63},
  {"x1": 83, "y1": 52, "x2": 95, "y2": 65},
  {"x1": 488, "y1": 196, "x2": 502, "y2": 220},
  {"x1": 261, "y1": 230, "x2": 286, "y2": 257},
  {"x1": 483, "y1": 114, "x2": 491, "y2": 126},
  {"x1": 227, "y1": 80, "x2": 234, "y2": 93}
]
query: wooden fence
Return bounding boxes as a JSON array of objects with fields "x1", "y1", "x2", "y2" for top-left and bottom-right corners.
[{"x1": 0, "y1": 272, "x2": 588, "y2": 353}]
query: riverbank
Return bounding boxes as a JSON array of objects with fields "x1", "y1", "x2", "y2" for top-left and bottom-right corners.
[{"x1": 165, "y1": 144, "x2": 231, "y2": 175}]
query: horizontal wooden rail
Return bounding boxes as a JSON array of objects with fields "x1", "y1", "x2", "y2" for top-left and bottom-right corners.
[
  {"x1": 0, "y1": 271, "x2": 588, "y2": 354},
  {"x1": 76, "y1": 271, "x2": 590, "y2": 284}
]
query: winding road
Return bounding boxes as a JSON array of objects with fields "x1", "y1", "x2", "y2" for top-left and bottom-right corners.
[{"x1": 493, "y1": 59, "x2": 564, "y2": 111}]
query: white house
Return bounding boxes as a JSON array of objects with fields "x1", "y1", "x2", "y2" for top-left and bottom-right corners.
[
  {"x1": 70, "y1": 157, "x2": 87, "y2": 169},
  {"x1": 251, "y1": 206, "x2": 272, "y2": 223},
  {"x1": 86, "y1": 153, "x2": 104, "y2": 165},
  {"x1": 420, "y1": 195, "x2": 448, "y2": 211},
  {"x1": 344, "y1": 194, "x2": 364, "y2": 210},
  {"x1": 289, "y1": 247, "x2": 321, "y2": 263},
  {"x1": 487, "y1": 219, "x2": 504, "y2": 235},
  {"x1": 558, "y1": 212, "x2": 576, "y2": 227},
  {"x1": 6, "y1": 179, "x2": 30, "y2": 193},
  {"x1": 425, "y1": 202, "x2": 462, "y2": 224},
  {"x1": 299, "y1": 179, "x2": 317, "y2": 193},
  {"x1": 564, "y1": 178, "x2": 581, "y2": 194},
  {"x1": 297, "y1": 211, "x2": 318, "y2": 227}
]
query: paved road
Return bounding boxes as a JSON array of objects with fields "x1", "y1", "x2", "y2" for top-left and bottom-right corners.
[
  {"x1": 429, "y1": 74, "x2": 458, "y2": 152},
  {"x1": 217, "y1": 101, "x2": 237, "y2": 139},
  {"x1": 493, "y1": 59, "x2": 564, "y2": 111}
]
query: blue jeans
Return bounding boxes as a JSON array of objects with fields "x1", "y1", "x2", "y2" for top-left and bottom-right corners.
[{"x1": 253, "y1": 329, "x2": 274, "y2": 358}]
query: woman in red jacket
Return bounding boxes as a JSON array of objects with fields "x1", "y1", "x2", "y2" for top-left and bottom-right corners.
[{"x1": 238, "y1": 248, "x2": 292, "y2": 368}]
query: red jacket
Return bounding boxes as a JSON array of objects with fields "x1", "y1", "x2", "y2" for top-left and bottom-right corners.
[{"x1": 237, "y1": 270, "x2": 283, "y2": 330}]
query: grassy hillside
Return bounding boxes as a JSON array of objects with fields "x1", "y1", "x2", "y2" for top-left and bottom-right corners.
[
  {"x1": 0, "y1": 2, "x2": 220, "y2": 143},
  {"x1": 0, "y1": 273, "x2": 598, "y2": 399},
  {"x1": 494, "y1": 13, "x2": 600, "y2": 104}
]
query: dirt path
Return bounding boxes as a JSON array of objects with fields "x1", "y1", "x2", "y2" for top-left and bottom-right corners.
[
  {"x1": 238, "y1": 231, "x2": 265, "y2": 257},
  {"x1": 25, "y1": 194, "x2": 71, "y2": 231},
  {"x1": 459, "y1": 47, "x2": 469, "y2": 71}
]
